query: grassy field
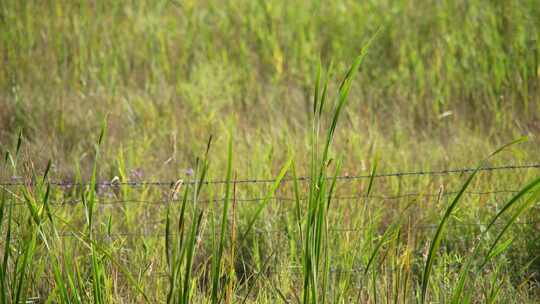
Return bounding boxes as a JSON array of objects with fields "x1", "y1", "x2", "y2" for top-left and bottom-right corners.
[{"x1": 1, "y1": 0, "x2": 540, "y2": 303}]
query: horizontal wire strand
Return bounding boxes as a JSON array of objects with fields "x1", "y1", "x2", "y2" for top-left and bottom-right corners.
[
  {"x1": 1, "y1": 163, "x2": 539, "y2": 187},
  {"x1": 0, "y1": 189, "x2": 524, "y2": 207}
]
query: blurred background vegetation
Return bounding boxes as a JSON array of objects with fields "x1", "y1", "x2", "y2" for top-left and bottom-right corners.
[{"x1": 1, "y1": 0, "x2": 539, "y2": 180}]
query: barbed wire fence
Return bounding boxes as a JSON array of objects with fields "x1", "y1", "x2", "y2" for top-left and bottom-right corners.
[
  {"x1": 2, "y1": 163, "x2": 540, "y2": 286},
  {"x1": 1, "y1": 163, "x2": 540, "y2": 239}
]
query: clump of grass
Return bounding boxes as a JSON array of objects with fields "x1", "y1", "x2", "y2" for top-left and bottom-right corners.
[
  {"x1": 294, "y1": 38, "x2": 374, "y2": 303},
  {"x1": 165, "y1": 136, "x2": 210, "y2": 304}
]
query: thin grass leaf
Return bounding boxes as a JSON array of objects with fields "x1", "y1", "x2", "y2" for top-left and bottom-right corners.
[
  {"x1": 423, "y1": 138, "x2": 527, "y2": 303},
  {"x1": 240, "y1": 250, "x2": 277, "y2": 304},
  {"x1": 451, "y1": 175, "x2": 540, "y2": 303},
  {"x1": 211, "y1": 131, "x2": 234, "y2": 304},
  {"x1": 238, "y1": 156, "x2": 292, "y2": 242}
]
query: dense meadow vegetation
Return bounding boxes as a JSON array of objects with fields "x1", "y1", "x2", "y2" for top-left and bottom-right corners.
[{"x1": 1, "y1": 1, "x2": 540, "y2": 303}]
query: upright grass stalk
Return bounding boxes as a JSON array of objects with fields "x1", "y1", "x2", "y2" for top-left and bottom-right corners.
[
  {"x1": 0, "y1": 189, "x2": 10, "y2": 304},
  {"x1": 300, "y1": 41, "x2": 373, "y2": 303},
  {"x1": 2, "y1": 132, "x2": 83, "y2": 303},
  {"x1": 225, "y1": 174, "x2": 238, "y2": 304},
  {"x1": 210, "y1": 132, "x2": 234, "y2": 304},
  {"x1": 165, "y1": 136, "x2": 211, "y2": 304},
  {"x1": 209, "y1": 129, "x2": 292, "y2": 304},
  {"x1": 0, "y1": 131, "x2": 38, "y2": 304},
  {"x1": 84, "y1": 123, "x2": 108, "y2": 304},
  {"x1": 77, "y1": 120, "x2": 148, "y2": 302},
  {"x1": 0, "y1": 132, "x2": 21, "y2": 304}
]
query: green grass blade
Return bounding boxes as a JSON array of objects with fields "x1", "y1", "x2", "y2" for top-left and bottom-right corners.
[
  {"x1": 422, "y1": 138, "x2": 527, "y2": 303},
  {"x1": 211, "y1": 131, "x2": 234, "y2": 304},
  {"x1": 238, "y1": 156, "x2": 292, "y2": 242},
  {"x1": 451, "y1": 175, "x2": 540, "y2": 302}
]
